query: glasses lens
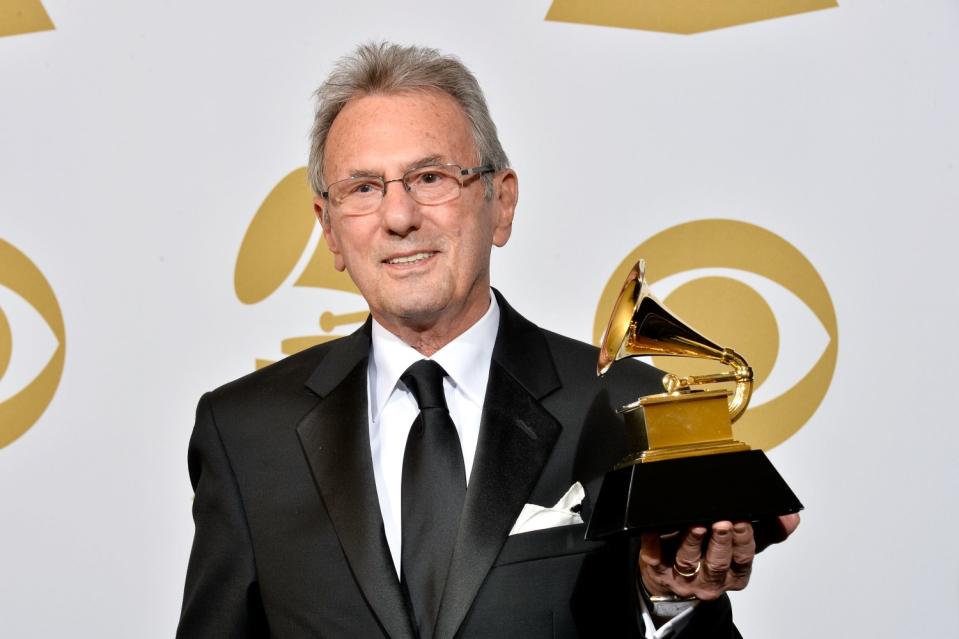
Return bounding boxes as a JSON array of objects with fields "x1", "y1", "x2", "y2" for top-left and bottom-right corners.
[
  {"x1": 330, "y1": 178, "x2": 384, "y2": 215},
  {"x1": 405, "y1": 165, "x2": 460, "y2": 204}
]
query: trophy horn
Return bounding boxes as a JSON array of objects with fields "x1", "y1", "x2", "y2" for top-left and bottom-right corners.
[{"x1": 598, "y1": 260, "x2": 754, "y2": 423}]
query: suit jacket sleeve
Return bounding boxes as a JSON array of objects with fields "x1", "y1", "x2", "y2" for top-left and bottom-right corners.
[
  {"x1": 670, "y1": 597, "x2": 742, "y2": 639},
  {"x1": 176, "y1": 393, "x2": 269, "y2": 638}
]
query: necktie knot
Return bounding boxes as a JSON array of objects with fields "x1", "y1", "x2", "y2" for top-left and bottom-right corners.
[{"x1": 401, "y1": 360, "x2": 449, "y2": 411}]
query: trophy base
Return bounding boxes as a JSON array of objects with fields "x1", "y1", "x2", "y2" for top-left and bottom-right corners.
[
  {"x1": 585, "y1": 449, "x2": 803, "y2": 540},
  {"x1": 616, "y1": 439, "x2": 750, "y2": 465}
]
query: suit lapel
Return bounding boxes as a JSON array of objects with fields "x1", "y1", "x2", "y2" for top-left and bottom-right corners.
[
  {"x1": 296, "y1": 324, "x2": 415, "y2": 639},
  {"x1": 434, "y1": 294, "x2": 563, "y2": 639}
]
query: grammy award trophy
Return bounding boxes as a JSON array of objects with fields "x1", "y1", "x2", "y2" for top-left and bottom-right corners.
[{"x1": 585, "y1": 260, "x2": 803, "y2": 540}]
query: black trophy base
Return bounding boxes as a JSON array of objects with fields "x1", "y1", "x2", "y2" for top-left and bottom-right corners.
[{"x1": 585, "y1": 449, "x2": 803, "y2": 540}]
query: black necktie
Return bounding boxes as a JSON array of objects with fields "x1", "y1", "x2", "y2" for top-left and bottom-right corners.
[{"x1": 400, "y1": 360, "x2": 467, "y2": 639}]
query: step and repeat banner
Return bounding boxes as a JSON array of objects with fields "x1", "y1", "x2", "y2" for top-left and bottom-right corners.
[{"x1": 2, "y1": 1, "x2": 957, "y2": 637}]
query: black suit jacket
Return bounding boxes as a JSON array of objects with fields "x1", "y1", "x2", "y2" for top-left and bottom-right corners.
[{"x1": 177, "y1": 293, "x2": 739, "y2": 638}]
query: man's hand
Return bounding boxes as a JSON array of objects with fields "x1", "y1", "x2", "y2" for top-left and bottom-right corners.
[{"x1": 639, "y1": 514, "x2": 800, "y2": 601}]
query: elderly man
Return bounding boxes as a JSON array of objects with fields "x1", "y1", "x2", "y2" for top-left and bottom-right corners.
[{"x1": 176, "y1": 43, "x2": 797, "y2": 638}]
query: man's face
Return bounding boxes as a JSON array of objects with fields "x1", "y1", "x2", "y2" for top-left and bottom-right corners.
[{"x1": 315, "y1": 90, "x2": 517, "y2": 342}]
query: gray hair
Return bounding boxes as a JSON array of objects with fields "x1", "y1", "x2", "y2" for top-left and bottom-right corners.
[{"x1": 308, "y1": 42, "x2": 509, "y2": 198}]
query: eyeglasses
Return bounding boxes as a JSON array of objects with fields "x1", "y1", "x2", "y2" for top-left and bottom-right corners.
[{"x1": 321, "y1": 163, "x2": 494, "y2": 217}]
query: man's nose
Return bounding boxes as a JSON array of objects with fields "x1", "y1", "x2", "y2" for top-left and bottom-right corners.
[{"x1": 380, "y1": 178, "x2": 421, "y2": 235}]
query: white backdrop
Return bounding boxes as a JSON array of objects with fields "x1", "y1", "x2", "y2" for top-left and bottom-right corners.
[{"x1": 2, "y1": 1, "x2": 958, "y2": 637}]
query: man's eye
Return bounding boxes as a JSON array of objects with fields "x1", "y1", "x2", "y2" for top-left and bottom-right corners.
[
  {"x1": 349, "y1": 181, "x2": 381, "y2": 195},
  {"x1": 414, "y1": 171, "x2": 451, "y2": 187}
]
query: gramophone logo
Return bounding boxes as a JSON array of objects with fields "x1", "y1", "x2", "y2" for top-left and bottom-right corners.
[
  {"x1": 546, "y1": 0, "x2": 837, "y2": 34},
  {"x1": 595, "y1": 220, "x2": 837, "y2": 450},
  {"x1": 0, "y1": 0, "x2": 54, "y2": 38},
  {"x1": 235, "y1": 168, "x2": 367, "y2": 369},
  {"x1": 0, "y1": 239, "x2": 65, "y2": 447}
]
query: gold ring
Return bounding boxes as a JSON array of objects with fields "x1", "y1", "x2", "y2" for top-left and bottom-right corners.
[{"x1": 673, "y1": 560, "x2": 701, "y2": 579}]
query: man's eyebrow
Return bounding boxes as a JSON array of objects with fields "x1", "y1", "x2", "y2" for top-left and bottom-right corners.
[
  {"x1": 344, "y1": 156, "x2": 445, "y2": 180},
  {"x1": 346, "y1": 168, "x2": 382, "y2": 179},
  {"x1": 405, "y1": 155, "x2": 445, "y2": 171}
]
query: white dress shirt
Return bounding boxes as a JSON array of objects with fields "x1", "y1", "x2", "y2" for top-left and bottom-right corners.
[
  {"x1": 366, "y1": 292, "x2": 692, "y2": 638},
  {"x1": 368, "y1": 293, "x2": 500, "y2": 576}
]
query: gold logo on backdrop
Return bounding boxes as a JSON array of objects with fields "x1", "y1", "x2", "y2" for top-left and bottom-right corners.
[
  {"x1": 0, "y1": 239, "x2": 65, "y2": 447},
  {"x1": 235, "y1": 167, "x2": 366, "y2": 369},
  {"x1": 546, "y1": 0, "x2": 837, "y2": 34},
  {"x1": 0, "y1": 0, "x2": 54, "y2": 38},
  {"x1": 594, "y1": 220, "x2": 837, "y2": 450}
]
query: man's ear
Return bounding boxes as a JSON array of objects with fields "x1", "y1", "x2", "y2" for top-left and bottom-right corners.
[
  {"x1": 492, "y1": 169, "x2": 518, "y2": 247},
  {"x1": 314, "y1": 196, "x2": 346, "y2": 272}
]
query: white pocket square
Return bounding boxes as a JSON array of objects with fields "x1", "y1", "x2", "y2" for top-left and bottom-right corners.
[{"x1": 509, "y1": 481, "x2": 585, "y2": 536}]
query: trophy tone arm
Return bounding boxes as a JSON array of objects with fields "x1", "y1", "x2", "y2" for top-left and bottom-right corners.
[{"x1": 661, "y1": 348, "x2": 754, "y2": 424}]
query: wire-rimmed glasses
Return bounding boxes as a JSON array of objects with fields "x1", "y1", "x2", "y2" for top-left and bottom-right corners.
[{"x1": 321, "y1": 163, "x2": 494, "y2": 217}]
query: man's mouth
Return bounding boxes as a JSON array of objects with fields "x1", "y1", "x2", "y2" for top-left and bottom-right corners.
[{"x1": 385, "y1": 251, "x2": 436, "y2": 265}]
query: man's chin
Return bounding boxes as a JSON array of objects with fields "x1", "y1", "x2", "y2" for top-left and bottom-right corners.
[
  {"x1": 389, "y1": 303, "x2": 447, "y2": 327},
  {"x1": 368, "y1": 279, "x2": 488, "y2": 336},
  {"x1": 374, "y1": 293, "x2": 448, "y2": 326}
]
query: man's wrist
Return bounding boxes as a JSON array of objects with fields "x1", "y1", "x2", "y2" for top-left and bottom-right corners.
[{"x1": 637, "y1": 576, "x2": 698, "y2": 623}]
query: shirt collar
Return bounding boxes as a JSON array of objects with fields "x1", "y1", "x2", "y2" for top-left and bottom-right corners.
[{"x1": 369, "y1": 292, "x2": 500, "y2": 422}]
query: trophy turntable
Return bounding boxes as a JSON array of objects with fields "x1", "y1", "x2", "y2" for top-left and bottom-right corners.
[{"x1": 585, "y1": 260, "x2": 803, "y2": 540}]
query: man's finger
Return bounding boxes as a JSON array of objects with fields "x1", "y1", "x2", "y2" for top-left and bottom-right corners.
[
  {"x1": 730, "y1": 521, "x2": 756, "y2": 565},
  {"x1": 639, "y1": 532, "x2": 665, "y2": 570},
  {"x1": 756, "y1": 513, "x2": 802, "y2": 552},
  {"x1": 729, "y1": 522, "x2": 755, "y2": 582},
  {"x1": 639, "y1": 532, "x2": 675, "y2": 596},
  {"x1": 779, "y1": 513, "x2": 801, "y2": 537},
  {"x1": 673, "y1": 526, "x2": 707, "y2": 576},
  {"x1": 701, "y1": 522, "x2": 733, "y2": 586}
]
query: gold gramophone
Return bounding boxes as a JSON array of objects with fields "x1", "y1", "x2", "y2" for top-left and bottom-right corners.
[{"x1": 585, "y1": 260, "x2": 802, "y2": 539}]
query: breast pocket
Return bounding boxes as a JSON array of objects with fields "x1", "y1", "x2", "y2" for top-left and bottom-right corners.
[{"x1": 494, "y1": 523, "x2": 604, "y2": 567}]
